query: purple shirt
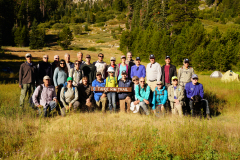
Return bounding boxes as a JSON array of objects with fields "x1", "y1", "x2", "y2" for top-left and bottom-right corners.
[
  {"x1": 32, "y1": 84, "x2": 57, "y2": 108},
  {"x1": 131, "y1": 65, "x2": 146, "y2": 78},
  {"x1": 185, "y1": 82, "x2": 204, "y2": 100}
]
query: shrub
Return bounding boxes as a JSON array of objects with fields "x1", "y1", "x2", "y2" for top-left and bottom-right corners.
[
  {"x1": 107, "y1": 14, "x2": 115, "y2": 20},
  {"x1": 61, "y1": 16, "x2": 71, "y2": 23},
  {"x1": 116, "y1": 13, "x2": 126, "y2": 20},
  {"x1": 52, "y1": 23, "x2": 66, "y2": 30},
  {"x1": 57, "y1": 26, "x2": 73, "y2": 50},
  {"x1": 84, "y1": 24, "x2": 90, "y2": 31},
  {"x1": 93, "y1": 22, "x2": 105, "y2": 27},
  {"x1": 234, "y1": 16, "x2": 240, "y2": 24},
  {"x1": 96, "y1": 40, "x2": 105, "y2": 43},
  {"x1": 87, "y1": 47, "x2": 97, "y2": 51},
  {"x1": 38, "y1": 22, "x2": 51, "y2": 29},
  {"x1": 96, "y1": 15, "x2": 107, "y2": 23},
  {"x1": 73, "y1": 25, "x2": 82, "y2": 35}
]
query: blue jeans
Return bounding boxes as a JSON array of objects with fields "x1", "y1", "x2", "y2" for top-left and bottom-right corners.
[
  {"x1": 39, "y1": 101, "x2": 57, "y2": 117},
  {"x1": 107, "y1": 92, "x2": 116, "y2": 112}
]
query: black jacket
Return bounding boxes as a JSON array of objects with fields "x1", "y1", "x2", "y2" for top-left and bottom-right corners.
[
  {"x1": 37, "y1": 62, "x2": 52, "y2": 84},
  {"x1": 161, "y1": 64, "x2": 177, "y2": 85}
]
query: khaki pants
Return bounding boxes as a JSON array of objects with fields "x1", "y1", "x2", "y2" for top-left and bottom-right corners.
[
  {"x1": 119, "y1": 98, "x2": 131, "y2": 113},
  {"x1": 147, "y1": 81, "x2": 157, "y2": 91},
  {"x1": 19, "y1": 83, "x2": 34, "y2": 107},
  {"x1": 171, "y1": 103, "x2": 183, "y2": 117},
  {"x1": 96, "y1": 97, "x2": 107, "y2": 112}
]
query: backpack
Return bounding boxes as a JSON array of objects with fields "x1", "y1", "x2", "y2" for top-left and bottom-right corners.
[
  {"x1": 29, "y1": 85, "x2": 43, "y2": 109},
  {"x1": 63, "y1": 82, "x2": 75, "y2": 96}
]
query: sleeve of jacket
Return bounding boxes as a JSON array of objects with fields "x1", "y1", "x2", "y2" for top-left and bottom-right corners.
[
  {"x1": 19, "y1": 64, "x2": 23, "y2": 85},
  {"x1": 185, "y1": 83, "x2": 192, "y2": 99},
  {"x1": 177, "y1": 86, "x2": 184, "y2": 101},
  {"x1": 144, "y1": 86, "x2": 151, "y2": 100},
  {"x1": 127, "y1": 82, "x2": 133, "y2": 97},
  {"x1": 53, "y1": 67, "x2": 59, "y2": 87},
  {"x1": 152, "y1": 90, "x2": 156, "y2": 110},
  {"x1": 32, "y1": 86, "x2": 41, "y2": 106},
  {"x1": 161, "y1": 90, "x2": 168, "y2": 105},
  {"x1": 157, "y1": 64, "x2": 162, "y2": 81},
  {"x1": 135, "y1": 85, "x2": 143, "y2": 102},
  {"x1": 168, "y1": 87, "x2": 175, "y2": 102},
  {"x1": 177, "y1": 68, "x2": 181, "y2": 80},
  {"x1": 200, "y1": 84, "x2": 204, "y2": 99},
  {"x1": 130, "y1": 66, "x2": 134, "y2": 78},
  {"x1": 60, "y1": 87, "x2": 67, "y2": 107},
  {"x1": 70, "y1": 87, "x2": 78, "y2": 104},
  {"x1": 142, "y1": 66, "x2": 146, "y2": 78}
]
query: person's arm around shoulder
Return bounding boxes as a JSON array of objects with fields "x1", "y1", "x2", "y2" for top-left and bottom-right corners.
[{"x1": 60, "y1": 87, "x2": 67, "y2": 108}]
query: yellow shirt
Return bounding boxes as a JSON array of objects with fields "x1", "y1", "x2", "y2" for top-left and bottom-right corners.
[{"x1": 105, "y1": 76, "x2": 118, "y2": 87}]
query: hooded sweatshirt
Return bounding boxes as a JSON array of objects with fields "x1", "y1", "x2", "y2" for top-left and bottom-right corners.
[{"x1": 152, "y1": 86, "x2": 168, "y2": 110}]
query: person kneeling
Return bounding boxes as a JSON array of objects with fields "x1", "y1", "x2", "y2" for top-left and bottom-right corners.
[
  {"x1": 168, "y1": 76, "x2": 184, "y2": 117},
  {"x1": 60, "y1": 77, "x2": 80, "y2": 116},
  {"x1": 185, "y1": 74, "x2": 211, "y2": 119},
  {"x1": 118, "y1": 71, "x2": 133, "y2": 113},
  {"x1": 32, "y1": 76, "x2": 58, "y2": 117},
  {"x1": 135, "y1": 77, "x2": 150, "y2": 115},
  {"x1": 152, "y1": 81, "x2": 168, "y2": 116},
  {"x1": 78, "y1": 76, "x2": 93, "y2": 112}
]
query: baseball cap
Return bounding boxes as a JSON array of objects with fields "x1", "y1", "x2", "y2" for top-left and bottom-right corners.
[
  {"x1": 121, "y1": 70, "x2": 127, "y2": 75},
  {"x1": 110, "y1": 57, "x2": 116, "y2": 61},
  {"x1": 165, "y1": 56, "x2": 170, "y2": 59},
  {"x1": 192, "y1": 74, "x2": 198, "y2": 79},
  {"x1": 149, "y1": 54, "x2": 155, "y2": 59},
  {"x1": 86, "y1": 54, "x2": 91, "y2": 58},
  {"x1": 43, "y1": 76, "x2": 51, "y2": 80},
  {"x1": 96, "y1": 72, "x2": 102, "y2": 75},
  {"x1": 25, "y1": 53, "x2": 32, "y2": 57},
  {"x1": 67, "y1": 77, "x2": 73, "y2": 81},
  {"x1": 172, "y1": 76, "x2": 178, "y2": 81},
  {"x1": 121, "y1": 55, "x2": 126, "y2": 59},
  {"x1": 184, "y1": 58, "x2": 189, "y2": 63},
  {"x1": 136, "y1": 57, "x2": 140, "y2": 61}
]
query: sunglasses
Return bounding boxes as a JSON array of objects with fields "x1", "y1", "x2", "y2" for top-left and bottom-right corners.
[
  {"x1": 193, "y1": 78, "x2": 198, "y2": 80},
  {"x1": 55, "y1": 58, "x2": 59, "y2": 60},
  {"x1": 68, "y1": 81, "x2": 73, "y2": 82},
  {"x1": 60, "y1": 63, "x2": 65, "y2": 64},
  {"x1": 44, "y1": 57, "x2": 48, "y2": 59},
  {"x1": 75, "y1": 63, "x2": 79, "y2": 65},
  {"x1": 99, "y1": 56, "x2": 104, "y2": 58},
  {"x1": 140, "y1": 81, "x2": 145, "y2": 83},
  {"x1": 157, "y1": 84, "x2": 162, "y2": 85},
  {"x1": 173, "y1": 79, "x2": 178, "y2": 81},
  {"x1": 111, "y1": 60, "x2": 115, "y2": 61},
  {"x1": 109, "y1": 72, "x2": 114, "y2": 73},
  {"x1": 26, "y1": 56, "x2": 31, "y2": 58}
]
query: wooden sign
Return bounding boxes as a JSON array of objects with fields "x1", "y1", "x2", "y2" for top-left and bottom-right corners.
[{"x1": 91, "y1": 87, "x2": 132, "y2": 92}]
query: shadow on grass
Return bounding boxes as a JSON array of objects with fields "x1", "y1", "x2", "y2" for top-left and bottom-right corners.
[
  {"x1": 204, "y1": 91, "x2": 225, "y2": 116},
  {"x1": 45, "y1": 34, "x2": 59, "y2": 47}
]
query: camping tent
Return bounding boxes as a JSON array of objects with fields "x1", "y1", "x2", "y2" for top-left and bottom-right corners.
[
  {"x1": 221, "y1": 70, "x2": 239, "y2": 82},
  {"x1": 210, "y1": 71, "x2": 223, "y2": 78}
]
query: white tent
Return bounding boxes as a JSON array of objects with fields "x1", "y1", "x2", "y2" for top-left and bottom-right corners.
[{"x1": 210, "y1": 71, "x2": 223, "y2": 78}]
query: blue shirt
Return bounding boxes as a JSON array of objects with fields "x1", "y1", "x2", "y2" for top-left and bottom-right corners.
[
  {"x1": 118, "y1": 65, "x2": 127, "y2": 80},
  {"x1": 185, "y1": 82, "x2": 204, "y2": 100},
  {"x1": 92, "y1": 79, "x2": 106, "y2": 101},
  {"x1": 152, "y1": 87, "x2": 168, "y2": 110},
  {"x1": 131, "y1": 65, "x2": 146, "y2": 78}
]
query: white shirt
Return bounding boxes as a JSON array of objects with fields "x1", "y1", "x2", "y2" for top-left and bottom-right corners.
[
  {"x1": 95, "y1": 61, "x2": 107, "y2": 79},
  {"x1": 146, "y1": 62, "x2": 162, "y2": 81}
]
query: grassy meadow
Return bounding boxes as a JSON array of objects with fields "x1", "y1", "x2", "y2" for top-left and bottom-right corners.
[{"x1": 1, "y1": 75, "x2": 240, "y2": 159}]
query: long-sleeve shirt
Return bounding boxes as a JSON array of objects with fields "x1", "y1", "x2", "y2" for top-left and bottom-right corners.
[
  {"x1": 152, "y1": 87, "x2": 168, "y2": 110},
  {"x1": 60, "y1": 86, "x2": 79, "y2": 107},
  {"x1": 32, "y1": 84, "x2": 57, "y2": 108},
  {"x1": 37, "y1": 62, "x2": 52, "y2": 84},
  {"x1": 185, "y1": 82, "x2": 204, "y2": 100},
  {"x1": 69, "y1": 68, "x2": 83, "y2": 86},
  {"x1": 135, "y1": 84, "x2": 150, "y2": 102},
  {"x1": 19, "y1": 62, "x2": 36, "y2": 85},
  {"x1": 53, "y1": 67, "x2": 68, "y2": 87},
  {"x1": 94, "y1": 61, "x2": 107, "y2": 79},
  {"x1": 66, "y1": 62, "x2": 74, "y2": 73},
  {"x1": 131, "y1": 65, "x2": 146, "y2": 78},
  {"x1": 146, "y1": 62, "x2": 162, "y2": 81},
  {"x1": 81, "y1": 63, "x2": 96, "y2": 84}
]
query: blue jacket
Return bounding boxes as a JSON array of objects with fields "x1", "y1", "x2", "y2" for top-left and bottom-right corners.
[
  {"x1": 185, "y1": 82, "x2": 204, "y2": 100},
  {"x1": 152, "y1": 86, "x2": 168, "y2": 110},
  {"x1": 53, "y1": 67, "x2": 67, "y2": 87},
  {"x1": 118, "y1": 79, "x2": 133, "y2": 100},
  {"x1": 131, "y1": 65, "x2": 146, "y2": 78},
  {"x1": 135, "y1": 84, "x2": 150, "y2": 102},
  {"x1": 92, "y1": 79, "x2": 106, "y2": 102}
]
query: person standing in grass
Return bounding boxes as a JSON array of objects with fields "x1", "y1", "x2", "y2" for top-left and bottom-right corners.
[
  {"x1": 126, "y1": 51, "x2": 135, "y2": 80},
  {"x1": 130, "y1": 57, "x2": 146, "y2": 79},
  {"x1": 32, "y1": 76, "x2": 58, "y2": 117},
  {"x1": 78, "y1": 76, "x2": 93, "y2": 112},
  {"x1": 60, "y1": 77, "x2": 80, "y2": 116},
  {"x1": 118, "y1": 70, "x2": 133, "y2": 113},
  {"x1": 178, "y1": 58, "x2": 194, "y2": 88},
  {"x1": 152, "y1": 81, "x2": 168, "y2": 116},
  {"x1": 93, "y1": 53, "x2": 107, "y2": 79},
  {"x1": 135, "y1": 77, "x2": 151, "y2": 115},
  {"x1": 92, "y1": 72, "x2": 107, "y2": 112},
  {"x1": 106, "y1": 57, "x2": 119, "y2": 77},
  {"x1": 117, "y1": 55, "x2": 129, "y2": 80},
  {"x1": 81, "y1": 54, "x2": 96, "y2": 84},
  {"x1": 65, "y1": 53, "x2": 74, "y2": 73},
  {"x1": 69, "y1": 60, "x2": 83, "y2": 87},
  {"x1": 53, "y1": 59, "x2": 68, "y2": 114},
  {"x1": 130, "y1": 76, "x2": 140, "y2": 113},
  {"x1": 19, "y1": 53, "x2": 37, "y2": 108},
  {"x1": 168, "y1": 76, "x2": 184, "y2": 117},
  {"x1": 37, "y1": 55, "x2": 52, "y2": 86},
  {"x1": 105, "y1": 67, "x2": 118, "y2": 113}
]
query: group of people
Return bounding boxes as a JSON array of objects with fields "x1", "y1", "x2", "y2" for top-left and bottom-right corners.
[{"x1": 19, "y1": 52, "x2": 210, "y2": 118}]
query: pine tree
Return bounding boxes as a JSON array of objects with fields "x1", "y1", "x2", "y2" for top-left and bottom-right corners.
[
  {"x1": 57, "y1": 26, "x2": 73, "y2": 50},
  {"x1": 14, "y1": 25, "x2": 29, "y2": 47},
  {"x1": 29, "y1": 19, "x2": 45, "y2": 49}
]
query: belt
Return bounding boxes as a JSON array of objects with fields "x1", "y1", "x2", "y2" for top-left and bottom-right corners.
[{"x1": 149, "y1": 80, "x2": 157, "y2": 82}]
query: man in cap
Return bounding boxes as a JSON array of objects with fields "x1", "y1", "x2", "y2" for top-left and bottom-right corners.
[
  {"x1": 107, "y1": 57, "x2": 119, "y2": 77},
  {"x1": 81, "y1": 54, "x2": 96, "y2": 84},
  {"x1": 37, "y1": 55, "x2": 52, "y2": 86},
  {"x1": 65, "y1": 53, "x2": 74, "y2": 73},
  {"x1": 167, "y1": 76, "x2": 184, "y2": 117},
  {"x1": 131, "y1": 57, "x2": 146, "y2": 79},
  {"x1": 19, "y1": 53, "x2": 37, "y2": 107},
  {"x1": 126, "y1": 52, "x2": 135, "y2": 80},
  {"x1": 161, "y1": 56, "x2": 177, "y2": 89},
  {"x1": 178, "y1": 58, "x2": 194, "y2": 88},
  {"x1": 32, "y1": 76, "x2": 58, "y2": 117},
  {"x1": 185, "y1": 74, "x2": 211, "y2": 118},
  {"x1": 118, "y1": 70, "x2": 133, "y2": 113},
  {"x1": 93, "y1": 53, "x2": 107, "y2": 79},
  {"x1": 77, "y1": 52, "x2": 85, "y2": 68},
  {"x1": 92, "y1": 72, "x2": 107, "y2": 112}
]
